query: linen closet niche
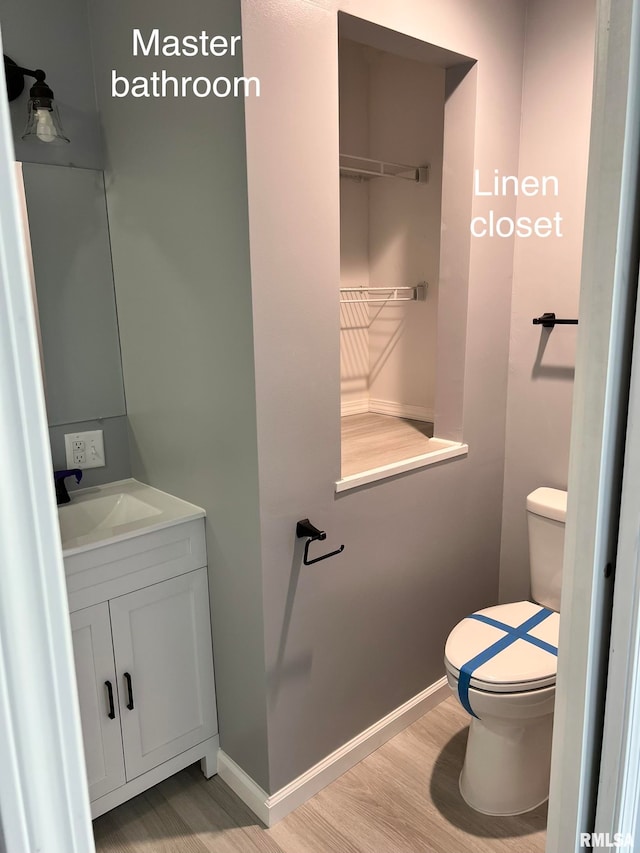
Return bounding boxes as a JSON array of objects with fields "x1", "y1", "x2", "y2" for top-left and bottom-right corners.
[{"x1": 338, "y1": 34, "x2": 448, "y2": 482}]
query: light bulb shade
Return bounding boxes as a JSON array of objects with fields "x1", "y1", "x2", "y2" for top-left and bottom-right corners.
[{"x1": 21, "y1": 90, "x2": 69, "y2": 144}]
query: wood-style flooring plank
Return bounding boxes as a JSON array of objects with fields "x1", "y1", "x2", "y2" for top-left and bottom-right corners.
[
  {"x1": 267, "y1": 801, "x2": 364, "y2": 853},
  {"x1": 94, "y1": 697, "x2": 547, "y2": 853},
  {"x1": 341, "y1": 413, "x2": 435, "y2": 477},
  {"x1": 93, "y1": 791, "x2": 209, "y2": 853}
]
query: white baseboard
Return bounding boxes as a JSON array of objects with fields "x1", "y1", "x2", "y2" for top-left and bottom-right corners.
[
  {"x1": 217, "y1": 676, "x2": 448, "y2": 827},
  {"x1": 340, "y1": 398, "x2": 434, "y2": 422},
  {"x1": 368, "y1": 398, "x2": 434, "y2": 423},
  {"x1": 340, "y1": 398, "x2": 369, "y2": 416},
  {"x1": 217, "y1": 751, "x2": 271, "y2": 825}
]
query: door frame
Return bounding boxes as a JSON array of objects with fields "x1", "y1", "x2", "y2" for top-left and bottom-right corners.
[
  {"x1": 546, "y1": 0, "x2": 640, "y2": 850},
  {"x1": 0, "y1": 30, "x2": 95, "y2": 853},
  {"x1": 592, "y1": 0, "x2": 640, "y2": 841}
]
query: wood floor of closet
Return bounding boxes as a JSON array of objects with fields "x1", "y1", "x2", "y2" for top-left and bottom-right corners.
[
  {"x1": 93, "y1": 696, "x2": 547, "y2": 853},
  {"x1": 341, "y1": 412, "x2": 435, "y2": 478}
]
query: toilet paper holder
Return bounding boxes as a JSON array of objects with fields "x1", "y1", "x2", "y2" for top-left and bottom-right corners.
[{"x1": 296, "y1": 519, "x2": 345, "y2": 566}]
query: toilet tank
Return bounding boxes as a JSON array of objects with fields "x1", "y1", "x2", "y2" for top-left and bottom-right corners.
[{"x1": 527, "y1": 487, "x2": 567, "y2": 612}]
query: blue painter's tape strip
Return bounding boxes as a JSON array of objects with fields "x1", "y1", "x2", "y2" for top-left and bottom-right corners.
[
  {"x1": 457, "y1": 633, "x2": 520, "y2": 717},
  {"x1": 468, "y1": 612, "x2": 558, "y2": 656},
  {"x1": 457, "y1": 607, "x2": 556, "y2": 719}
]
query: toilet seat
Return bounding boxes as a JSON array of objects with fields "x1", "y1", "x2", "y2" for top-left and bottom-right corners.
[{"x1": 445, "y1": 600, "x2": 559, "y2": 695}]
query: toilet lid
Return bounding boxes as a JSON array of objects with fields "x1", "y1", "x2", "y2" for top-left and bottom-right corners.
[{"x1": 445, "y1": 601, "x2": 559, "y2": 694}]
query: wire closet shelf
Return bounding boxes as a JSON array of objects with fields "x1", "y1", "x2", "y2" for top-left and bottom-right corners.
[
  {"x1": 339, "y1": 153, "x2": 429, "y2": 184},
  {"x1": 340, "y1": 283, "x2": 427, "y2": 305}
]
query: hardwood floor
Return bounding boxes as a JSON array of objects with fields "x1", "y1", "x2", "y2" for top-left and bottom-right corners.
[
  {"x1": 93, "y1": 697, "x2": 547, "y2": 853},
  {"x1": 341, "y1": 413, "x2": 436, "y2": 478}
]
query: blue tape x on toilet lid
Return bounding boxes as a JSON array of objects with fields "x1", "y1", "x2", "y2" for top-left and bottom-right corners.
[{"x1": 445, "y1": 600, "x2": 560, "y2": 693}]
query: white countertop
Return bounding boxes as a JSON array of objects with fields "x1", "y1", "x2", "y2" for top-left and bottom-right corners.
[{"x1": 58, "y1": 478, "x2": 205, "y2": 556}]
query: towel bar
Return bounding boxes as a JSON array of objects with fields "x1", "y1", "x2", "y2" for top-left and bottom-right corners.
[{"x1": 533, "y1": 312, "x2": 579, "y2": 328}]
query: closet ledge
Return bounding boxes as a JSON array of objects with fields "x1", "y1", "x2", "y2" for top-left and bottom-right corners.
[{"x1": 335, "y1": 441, "x2": 468, "y2": 493}]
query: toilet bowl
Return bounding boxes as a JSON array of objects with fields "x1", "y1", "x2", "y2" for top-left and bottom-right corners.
[
  {"x1": 445, "y1": 599, "x2": 559, "y2": 814},
  {"x1": 444, "y1": 488, "x2": 566, "y2": 816}
]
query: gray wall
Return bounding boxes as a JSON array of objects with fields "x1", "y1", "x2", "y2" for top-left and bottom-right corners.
[
  {"x1": 499, "y1": 0, "x2": 596, "y2": 603},
  {"x1": 242, "y1": 0, "x2": 527, "y2": 792},
  {"x1": 0, "y1": 0, "x2": 102, "y2": 168},
  {"x1": 87, "y1": 0, "x2": 269, "y2": 788}
]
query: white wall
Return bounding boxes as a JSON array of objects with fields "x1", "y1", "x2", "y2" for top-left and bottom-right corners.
[
  {"x1": 338, "y1": 40, "x2": 443, "y2": 421},
  {"x1": 367, "y1": 49, "x2": 443, "y2": 420},
  {"x1": 242, "y1": 0, "x2": 527, "y2": 792},
  {"x1": 339, "y1": 41, "x2": 370, "y2": 411},
  {"x1": 499, "y1": 0, "x2": 596, "y2": 603}
]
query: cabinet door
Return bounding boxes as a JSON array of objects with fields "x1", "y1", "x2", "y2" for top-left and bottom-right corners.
[
  {"x1": 70, "y1": 604, "x2": 126, "y2": 801},
  {"x1": 110, "y1": 568, "x2": 217, "y2": 780}
]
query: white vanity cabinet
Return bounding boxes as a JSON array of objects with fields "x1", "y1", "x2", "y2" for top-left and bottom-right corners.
[
  {"x1": 64, "y1": 508, "x2": 218, "y2": 819},
  {"x1": 70, "y1": 603, "x2": 126, "y2": 801}
]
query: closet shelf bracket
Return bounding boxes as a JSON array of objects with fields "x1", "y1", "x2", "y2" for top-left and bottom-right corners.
[
  {"x1": 339, "y1": 153, "x2": 429, "y2": 184},
  {"x1": 340, "y1": 283, "x2": 427, "y2": 305}
]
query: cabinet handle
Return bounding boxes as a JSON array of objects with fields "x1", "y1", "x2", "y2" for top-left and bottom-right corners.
[
  {"x1": 124, "y1": 672, "x2": 134, "y2": 710},
  {"x1": 105, "y1": 680, "x2": 115, "y2": 720}
]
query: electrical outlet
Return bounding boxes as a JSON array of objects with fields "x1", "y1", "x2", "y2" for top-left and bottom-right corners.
[
  {"x1": 71, "y1": 439, "x2": 86, "y2": 465},
  {"x1": 64, "y1": 430, "x2": 105, "y2": 469}
]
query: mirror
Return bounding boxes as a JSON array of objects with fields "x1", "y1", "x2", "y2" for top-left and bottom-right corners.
[{"x1": 17, "y1": 162, "x2": 125, "y2": 427}]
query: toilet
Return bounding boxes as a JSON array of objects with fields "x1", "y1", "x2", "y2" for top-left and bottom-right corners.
[{"x1": 444, "y1": 487, "x2": 567, "y2": 816}]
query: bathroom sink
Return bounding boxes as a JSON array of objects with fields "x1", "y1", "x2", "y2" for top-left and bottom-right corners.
[
  {"x1": 57, "y1": 479, "x2": 205, "y2": 555},
  {"x1": 58, "y1": 492, "x2": 161, "y2": 542}
]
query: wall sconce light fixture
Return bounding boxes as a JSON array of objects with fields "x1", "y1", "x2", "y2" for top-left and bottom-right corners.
[{"x1": 3, "y1": 55, "x2": 70, "y2": 144}]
